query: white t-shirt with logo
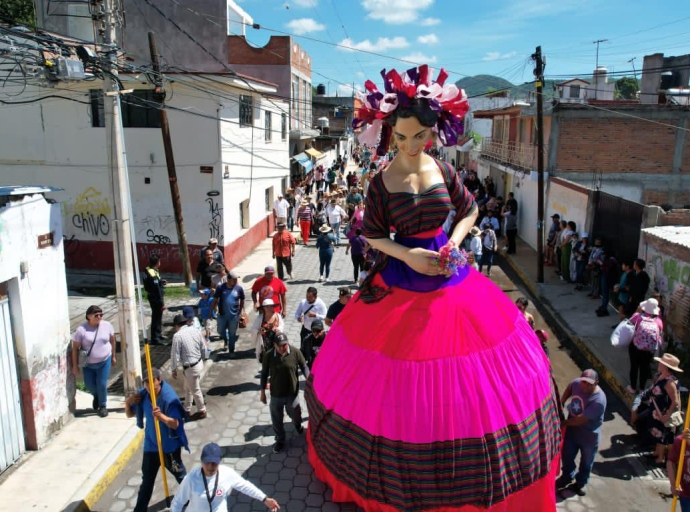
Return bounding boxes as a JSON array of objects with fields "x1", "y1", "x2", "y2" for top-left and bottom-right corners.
[{"x1": 170, "y1": 465, "x2": 266, "y2": 512}]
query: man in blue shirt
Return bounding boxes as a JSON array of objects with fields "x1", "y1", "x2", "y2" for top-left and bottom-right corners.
[
  {"x1": 557, "y1": 369, "x2": 607, "y2": 497},
  {"x1": 125, "y1": 368, "x2": 189, "y2": 512},
  {"x1": 212, "y1": 271, "x2": 245, "y2": 353}
]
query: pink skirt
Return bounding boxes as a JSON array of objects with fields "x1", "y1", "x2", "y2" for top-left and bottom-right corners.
[{"x1": 305, "y1": 228, "x2": 561, "y2": 511}]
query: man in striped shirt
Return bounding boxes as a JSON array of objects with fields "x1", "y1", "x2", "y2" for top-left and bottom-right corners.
[{"x1": 171, "y1": 314, "x2": 207, "y2": 421}]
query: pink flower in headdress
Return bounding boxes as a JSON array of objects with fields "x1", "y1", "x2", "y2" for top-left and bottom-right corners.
[
  {"x1": 358, "y1": 119, "x2": 384, "y2": 148},
  {"x1": 379, "y1": 93, "x2": 399, "y2": 114}
]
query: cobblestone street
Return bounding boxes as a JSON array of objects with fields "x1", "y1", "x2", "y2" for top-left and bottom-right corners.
[{"x1": 94, "y1": 235, "x2": 665, "y2": 512}]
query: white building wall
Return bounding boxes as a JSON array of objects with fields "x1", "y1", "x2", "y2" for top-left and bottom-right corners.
[
  {"x1": 0, "y1": 194, "x2": 72, "y2": 448},
  {"x1": 0, "y1": 79, "x2": 289, "y2": 272},
  {"x1": 546, "y1": 178, "x2": 590, "y2": 236},
  {"x1": 220, "y1": 94, "x2": 290, "y2": 245}
]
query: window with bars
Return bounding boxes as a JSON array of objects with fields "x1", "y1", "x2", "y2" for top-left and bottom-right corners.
[
  {"x1": 265, "y1": 111, "x2": 272, "y2": 142},
  {"x1": 240, "y1": 95, "x2": 253, "y2": 127},
  {"x1": 90, "y1": 89, "x2": 162, "y2": 128}
]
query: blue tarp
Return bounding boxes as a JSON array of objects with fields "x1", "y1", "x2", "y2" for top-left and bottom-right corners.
[{"x1": 293, "y1": 152, "x2": 313, "y2": 172}]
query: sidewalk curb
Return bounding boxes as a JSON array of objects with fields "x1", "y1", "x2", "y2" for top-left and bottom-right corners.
[
  {"x1": 502, "y1": 254, "x2": 633, "y2": 408},
  {"x1": 64, "y1": 428, "x2": 144, "y2": 512}
]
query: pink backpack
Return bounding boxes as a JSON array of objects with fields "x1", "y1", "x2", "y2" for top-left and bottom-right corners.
[{"x1": 633, "y1": 315, "x2": 661, "y2": 352}]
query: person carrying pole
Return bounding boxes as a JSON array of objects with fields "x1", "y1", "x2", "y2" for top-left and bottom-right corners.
[
  {"x1": 125, "y1": 366, "x2": 188, "y2": 511},
  {"x1": 668, "y1": 395, "x2": 690, "y2": 512}
]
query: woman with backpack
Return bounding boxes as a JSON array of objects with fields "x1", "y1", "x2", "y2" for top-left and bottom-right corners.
[{"x1": 626, "y1": 298, "x2": 664, "y2": 395}]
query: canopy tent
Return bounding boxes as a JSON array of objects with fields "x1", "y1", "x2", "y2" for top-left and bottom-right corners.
[
  {"x1": 305, "y1": 148, "x2": 325, "y2": 159},
  {"x1": 292, "y1": 152, "x2": 313, "y2": 172}
]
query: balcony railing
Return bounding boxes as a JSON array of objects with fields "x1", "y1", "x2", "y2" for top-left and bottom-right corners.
[{"x1": 479, "y1": 138, "x2": 547, "y2": 172}]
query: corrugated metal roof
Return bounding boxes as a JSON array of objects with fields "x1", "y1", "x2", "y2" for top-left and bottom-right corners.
[
  {"x1": 0, "y1": 185, "x2": 63, "y2": 197},
  {"x1": 642, "y1": 226, "x2": 690, "y2": 249}
]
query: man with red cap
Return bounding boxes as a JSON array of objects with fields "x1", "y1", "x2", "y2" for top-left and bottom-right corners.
[{"x1": 251, "y1": 266, "x2": 287, "y2": 318}]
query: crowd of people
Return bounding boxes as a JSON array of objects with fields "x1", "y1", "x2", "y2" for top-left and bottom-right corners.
[{"x1": 67, "y1": 58, "x2": 690, "y2": 512}]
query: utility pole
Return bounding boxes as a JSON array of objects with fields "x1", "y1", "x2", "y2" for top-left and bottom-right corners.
[
  {"x1": 148, "y1": 32, "x2": 193, "y2": 286},
  {"x1": 533, "y1": 46, "x2": 545, "y2": 284},
  {"x1": 593, "y1": 39, "x2": 608, "y2": 100},
  {"x1": 102, "y1": 0, "x2": 141, "y2": 392}
]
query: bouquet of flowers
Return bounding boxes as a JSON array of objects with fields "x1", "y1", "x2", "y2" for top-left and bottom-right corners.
[{"x1": 434, "y1": 241, "x2": 469, "y2": 276}]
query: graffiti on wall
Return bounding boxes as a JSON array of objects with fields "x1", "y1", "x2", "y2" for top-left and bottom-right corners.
[
  {"x1": 648, "y1": 253, "x2": 690, "y2": 343},
  {"x1": 146, "y1": 229, "x2": 171, "y2": 245},
  {"x1": 63, "y1": 187, "x2": 112, "y2": 237},
  {"x1": 206, "y1": 197, "x2": 223, "y2": 243}
]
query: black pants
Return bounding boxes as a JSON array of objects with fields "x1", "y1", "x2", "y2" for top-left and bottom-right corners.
[
  {"x1": 276, "y1": 256, "x2": 292, "y2": 280},
  {"x1": 506, "y1": 229, "x2": 517, "y2": 254},
  {"x1": 149, "y1": 300, "x2": 163, "y2": 342},
  {"x1": 351, "y1": 254, "x2": 364, "y2": 282},
  {"x1": 629, "y1": 343, "x2": 654, "y2": 391},
  {"x1": 300, "y1": 326, "x2": 311, "y2": 353},
  {"x1": 133, "y1": 449, "x2": 187, "y2": 512}
]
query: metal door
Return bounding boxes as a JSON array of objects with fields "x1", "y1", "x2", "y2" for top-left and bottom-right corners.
[
  {"x1": 0, "y1": 297, "x2": 24, "y2": 473},
  {"x1": 591, "y1": 191, "x2": 645, "y2": 264}
]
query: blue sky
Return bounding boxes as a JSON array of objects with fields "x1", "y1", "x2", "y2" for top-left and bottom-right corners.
[{"x1": 234, "y1": 0, "x2": 690, "y2": 94}]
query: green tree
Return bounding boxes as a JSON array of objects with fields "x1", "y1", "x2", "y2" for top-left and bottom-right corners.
[
  {"x1": 615, "y1": 77, "x2": 639, "y2": 100},
  {"x1": 0, "y1": 0, "x2": 36, "y2": 26}
]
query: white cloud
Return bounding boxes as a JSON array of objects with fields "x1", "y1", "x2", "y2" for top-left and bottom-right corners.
[
  {"x1": 289, "y1": 0, "x2": 317, "y2": 7},
  {"x1": 356, "y1": 71, "x2": 365, "y2": 78},
  {"x1": 338, "y1": 36, "x2": 409, "y2": 53},
  {"x1": 337, "y1": 83, "x2": 363, "y2": 96},
  {"x1": 482, "y1": 51, "x2": 517, "y2": 62},
  {"x1": 361, "y1": 0, "x2": 434, "y2": 24},
  {"x1": 420, "y1": 17, "x2": 441, "y2": 26},
  {"x1": 417, "y1": 34, "x2": 438, "y2": 45},
  {"x1": 401, "y1": 52, "x2": 437, "y2": 64},
  {"x1": 285, "y1": 18, "x2": 326, "y2": 35}
]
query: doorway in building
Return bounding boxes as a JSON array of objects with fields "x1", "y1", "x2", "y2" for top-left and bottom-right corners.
[{"x1": 0, "y1": 282, "x2": 25, "y2": 473}]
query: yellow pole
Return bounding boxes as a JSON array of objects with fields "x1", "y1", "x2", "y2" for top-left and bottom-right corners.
[
  {"x1": 671, "y1": 396, "x2": 690, "y2": 512},
  {"x1": 144, "y1": 343, "x2": 172, "y2": 506}
]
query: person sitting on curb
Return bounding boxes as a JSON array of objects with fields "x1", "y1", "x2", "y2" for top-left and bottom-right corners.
[
  {"x1": 260, "y1": 333, "x2": 309, "y2": 453},
  {"x1": 125, "y1": 368, "x2": 189, "y2": 512},
  {"x1": 171, "y1": 442, "x2": 280, "y2": 512}
]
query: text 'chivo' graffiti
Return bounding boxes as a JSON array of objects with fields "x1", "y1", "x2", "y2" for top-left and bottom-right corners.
[
  {"x1": 63, "y1": 187, "x2": 112, "y2": 237},
  {"x1": 72, "y1": 212, "x2": 110, "y2": 236}
]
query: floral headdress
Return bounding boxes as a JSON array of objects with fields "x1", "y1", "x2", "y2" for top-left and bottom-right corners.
[{"x1": 353, "y1": 65, "x2": 470, "y2": 156}]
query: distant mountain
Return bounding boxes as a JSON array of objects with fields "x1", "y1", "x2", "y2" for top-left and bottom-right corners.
[
  {"x1": 455, "y1": 75, "x2": 515, "y2": 97},
  {"x1": 455, "y1": 75, "x2": 560, "y2": 101}
]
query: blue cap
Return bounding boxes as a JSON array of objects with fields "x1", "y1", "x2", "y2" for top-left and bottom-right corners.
[
  {"x1": 182, "y1": 306, "x2": 195, "y2": 319},
  {"x1": 201, "y1": 442, "x2": 222, "y2": 464}
]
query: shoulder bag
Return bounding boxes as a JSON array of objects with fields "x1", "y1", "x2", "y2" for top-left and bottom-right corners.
[{"x1": 78, "y1": 324, "x2": 101, "y2": 368}]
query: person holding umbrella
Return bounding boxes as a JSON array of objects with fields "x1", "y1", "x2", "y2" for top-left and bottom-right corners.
[{"x1": 171, "y1": 442, "x2": 280, "y2": 512}]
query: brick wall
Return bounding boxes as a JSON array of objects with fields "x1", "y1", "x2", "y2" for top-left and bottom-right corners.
[
  {"x1": 658, "y1": 209, "x2": 690, "y2": 226},
  {"x1": 556, "y1": 117, "x2": 677, "y2": 174},
  {"x1": 644, "y1": 190, "x2": 690, "y2": 207},
  {"x1": 642, "y1": 229, "x2": 690, "y2": 345},
  {"x1": 228, "y1": 36, "x2": 290, "y2": 65}
]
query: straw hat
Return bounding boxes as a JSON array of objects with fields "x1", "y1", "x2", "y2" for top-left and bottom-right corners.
[
  {"x1": 319, "y1": 225, "x2": 332, "y2": 233},
  {"x1": 654, "y1": 353, "x2": 683, "y2": 372},
  {"x1": 300, "y1": 200, "x2": 309, "y2": 206},
  {"x1": 469, "y1": 226, "x2": 481, "y2": 237},
  {"x1": 639, "y1": 298, "x2": 660, "y2": 316}
]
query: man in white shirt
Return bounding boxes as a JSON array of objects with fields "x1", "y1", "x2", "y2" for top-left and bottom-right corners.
[
  {"x1": 326, "y1": 199, "x2": 348, "y2": 245},
  {"x1": 479, "y1": 210, "x2": 500, "y2": 232},
  {"x1": 294, "y1": 286, "x2": 327, "y2": 346},
  {"x1": 273, "y1": 194, "x2": 290, "y2": 227},
  {"x1": 469, "y1": 226, "x2": 483, "y2": 261},
  {"x1": 170, "y1": 442, "x2": 279, "y2": 512}
]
